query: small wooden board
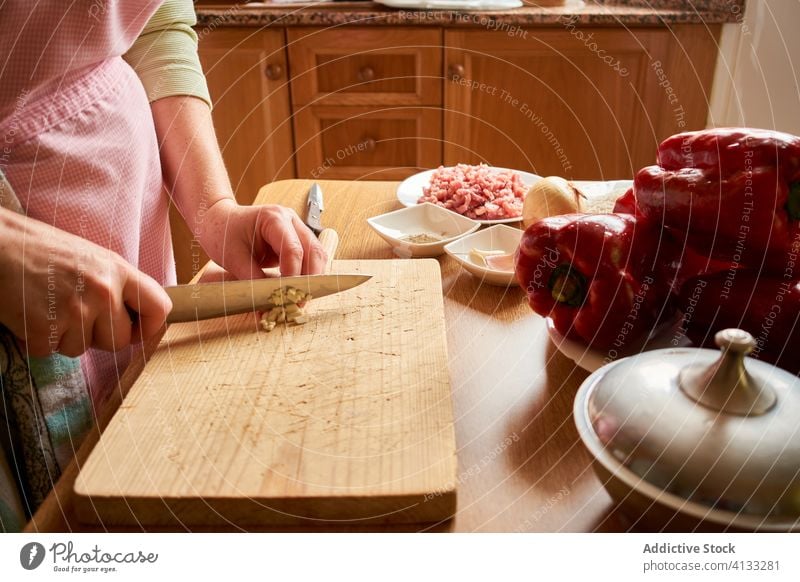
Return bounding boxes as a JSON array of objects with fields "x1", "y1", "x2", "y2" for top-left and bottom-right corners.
[{"x1": 74, "y1": 259, "x2": 457, "y2": 527}]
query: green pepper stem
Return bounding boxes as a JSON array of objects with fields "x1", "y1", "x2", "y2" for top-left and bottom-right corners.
[
  {"x1": 787, "y1": 182, "x2": 800, "y2": 221},
  {"x1": 548, "y1": 264, "x2": 587, "y2": 307}
]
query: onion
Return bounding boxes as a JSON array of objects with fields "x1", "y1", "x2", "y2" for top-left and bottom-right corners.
[{"x1": 522, "y1": 176, "x2": 584, "y2": 228}]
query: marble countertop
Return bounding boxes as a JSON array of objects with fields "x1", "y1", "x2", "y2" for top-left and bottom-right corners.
[{"x1": 194, "y1": 1, "x2": 746, "y2": 27}]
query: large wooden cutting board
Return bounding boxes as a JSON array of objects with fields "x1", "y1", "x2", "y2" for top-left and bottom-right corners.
[{"x1": 74, "y1": 259, "x2": 457, "y2": 527}]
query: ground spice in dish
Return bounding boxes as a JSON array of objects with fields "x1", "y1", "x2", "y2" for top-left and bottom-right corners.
[{"x1": 402, "y1": 233, "x2": 443, "y2": 244}]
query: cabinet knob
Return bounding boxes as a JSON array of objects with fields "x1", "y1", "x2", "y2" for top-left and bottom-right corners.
[
  {"x1": 361, "y1": 137, "x2": 377, "y2": 151},
  {"x1": 357, "y1": 66, "x2": 376, "y2": 83},
  {"x1": 264, "y1": 63, "x2": 284, "y2": 80},
  {"x1": 447, "y1": 64, "x2": 465, "y2": 81}
]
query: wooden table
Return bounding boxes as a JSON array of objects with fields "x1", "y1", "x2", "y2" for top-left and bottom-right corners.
[{"x1": 27, "y1": 179, "x2": 628, "y2": 532}]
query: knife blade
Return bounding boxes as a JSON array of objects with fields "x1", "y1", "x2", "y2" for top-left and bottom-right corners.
[
  {"x1": 305, "y1": 183, "x2": 324, "y2": 236},
  {"x1": 164, "y1": 273, "x2": 371, "y2": 323}
]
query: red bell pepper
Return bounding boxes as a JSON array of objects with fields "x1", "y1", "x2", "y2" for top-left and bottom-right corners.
[
  {"x1": 678, "y1": 272, "x2": 800, "y2": 374},
  {"x1": 614, "y1": 187, "x2": 732, "y2": 294},
  {"x1": 658, "y1": 128, "x2": 800, "y2": 175},
  {"x1": 633, "y1": 128, "x2": 800, "y2": 272},
  {"x1": 612, "y1": 187, "x2": 639, "y2": 217},
  {"x1": 515, "y1": 213, "x2": 675, "y2": 350}
]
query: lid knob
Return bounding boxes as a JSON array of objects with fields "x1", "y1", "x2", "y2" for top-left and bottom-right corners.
[
  {"x1": 678, "y1": 329, "x2": 777, "y2": 416},
  {"x1": 715, "y1": 328, "x2": 756, "y2": 354}
]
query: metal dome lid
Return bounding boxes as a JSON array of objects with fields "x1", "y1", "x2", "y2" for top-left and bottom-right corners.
[{"x1": 574, "y1": 329, "x2": 800, "y2": 523}]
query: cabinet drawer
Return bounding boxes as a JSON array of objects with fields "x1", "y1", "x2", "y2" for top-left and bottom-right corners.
[
  {"x1": 294, "y1": 106, "x2": 442, "y2": 180},
  {"x1": 288, "y1": 28, "x2": 442, "y2": 106}
]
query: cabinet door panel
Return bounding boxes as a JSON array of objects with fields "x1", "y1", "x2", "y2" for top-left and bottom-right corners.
[
  {"x1": 444, "y1": 27, "x2": 718, "y2": 180},
  {"x1": 171, "y1": 28, "x2": 294, "y2": 283},
  {"x1": 294, "y1": 106, "x2": 442, "y2": 180},
  {"x1": 288, "y1": 28, "x2": 442, "y2": 106},
  {"x1": 199, "y1": 28, "x2": 295, "y2": 196}
]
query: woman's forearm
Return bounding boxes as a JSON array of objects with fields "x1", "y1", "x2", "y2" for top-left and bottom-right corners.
[
  {"x1": 150, "y1": 94, "x2": 326, "y2": 277},
  {"x1": 150, "y1": 95, "x2": 234, "y2": 230}
]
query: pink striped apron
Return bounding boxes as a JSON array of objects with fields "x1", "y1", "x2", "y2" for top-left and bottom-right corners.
[{"x1": 0, "y1": 1, "x2": 175, "y2": 407}]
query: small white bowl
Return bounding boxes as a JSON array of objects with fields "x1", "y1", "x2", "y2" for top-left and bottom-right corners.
[
  {"x1": 366, "y1": 203, "x2": 480, "y2": 258},
  {"x1": 444, "y1": 224, "x2": 523, "y2": 286}
]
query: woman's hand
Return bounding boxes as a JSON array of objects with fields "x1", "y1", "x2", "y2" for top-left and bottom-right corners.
[
  {"x1": 0, "y1": 209, "x2": 172, "y2": 357},
  {"x1": 196, "y1": 199, "x2": 327, "y2": 279},
  {"x1": 150, "y1": 97, "x2": 327, "y2": 280}
]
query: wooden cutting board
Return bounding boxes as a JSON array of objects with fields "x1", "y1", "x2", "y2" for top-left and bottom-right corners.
[{"x1": 74, "y1": 259, "x2": 457, "y2": 527}]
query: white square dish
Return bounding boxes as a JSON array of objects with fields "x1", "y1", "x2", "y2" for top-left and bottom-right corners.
[
  {"x1": 443, "y1": 224, "x2": 523, "y2": 286},
  {"x1": 366, "y1": 203, "x2": 480, "y2": 258}
]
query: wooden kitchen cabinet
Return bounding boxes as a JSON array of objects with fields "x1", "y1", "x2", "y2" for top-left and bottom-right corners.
[
  {"x1": 171, "y1": 28, "x2": 294, "y2": 282},
  {"x1": 289, "y1": 27, "x2": 443, "y2": 180},
  {"x1": 444, "y1": 26, "x2": 720, "y2": 180},
  {"x1": 294, "y1": 106, "x2": 442, "y2": 180},
  {"x1": 175, "y1": 22, "x2": 720, "y2": 278}
]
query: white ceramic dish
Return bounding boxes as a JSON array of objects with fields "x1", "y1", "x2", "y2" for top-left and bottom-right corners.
[
  {"x1": 375, "y1": 0, "x2": 522, "y2": 11},
  {"x1": 366, "y1": 203, "x2": 480, "y2": 258},
  {"x1": 545, "y1": 316, "x2": 690, "y2": 372},
  {"x1": 396, "y1": 167, "x2": 541, "y2": 225},
  {"x1": 443, "y1": 224, "x2": 523, "y2": 287},
  {"x1": 572, "y1": 179, "x2": 633, "y2": 199}
]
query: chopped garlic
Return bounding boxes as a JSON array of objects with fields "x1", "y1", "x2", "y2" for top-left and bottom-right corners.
[
  {"x1": 259, "y1": 286, "x2": 313, "y2": 332},
  {"x1": 469, "y1": 248, "x2": 507, "y2": 267}
]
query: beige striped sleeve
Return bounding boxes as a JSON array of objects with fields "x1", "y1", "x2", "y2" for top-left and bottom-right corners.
[{"x1": 123, "y1": 0, "x2": 212, "y2": 108}]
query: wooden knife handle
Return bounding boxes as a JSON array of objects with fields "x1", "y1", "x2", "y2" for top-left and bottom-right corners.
[{"x1": 318, "y1": 228, "x2": 339, "y2": 273}]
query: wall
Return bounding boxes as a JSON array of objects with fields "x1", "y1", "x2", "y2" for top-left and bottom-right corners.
[{"x1": 708, "y1": 0, "x2": 800, "y2": 134}]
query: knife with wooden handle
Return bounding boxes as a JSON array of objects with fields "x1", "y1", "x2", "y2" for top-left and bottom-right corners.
[
  {"x1": 307, "y1": 183, "x2": 343, "y2": 276},
  {"x1": 317, "y1": 228, "x2": 338, "y2": 273},
  {"x1": 306, "y1": 182, "x2": 324, "y2": 236},
  {"x1": 163, "y1": 270, "x2": 368, "y2": 323},
  {"x1": 151, "y1": 188, "x2": 368, "y2": 324}
]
